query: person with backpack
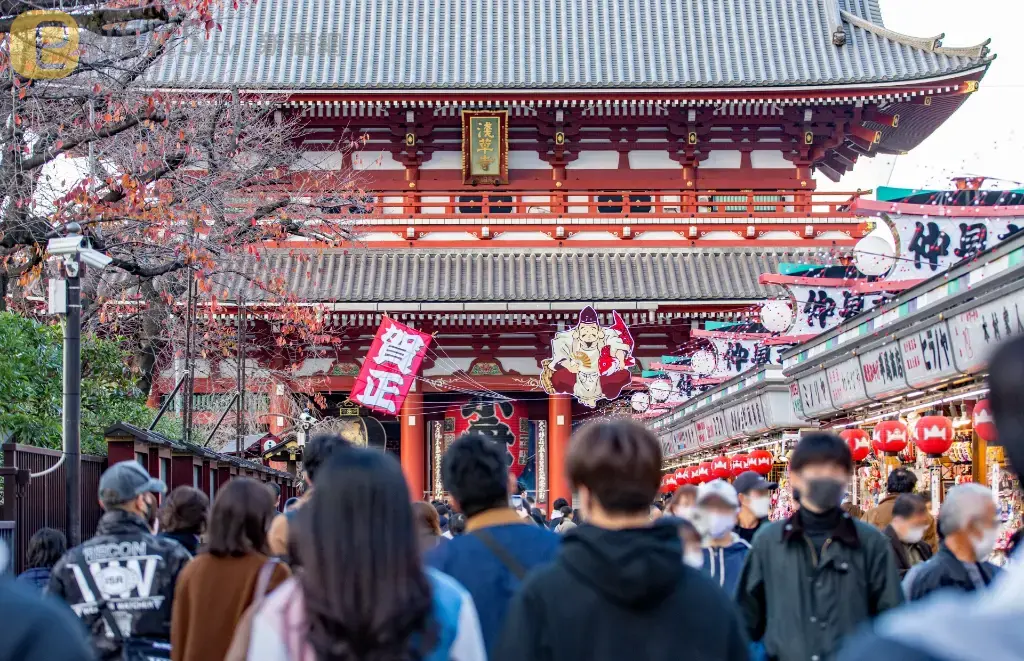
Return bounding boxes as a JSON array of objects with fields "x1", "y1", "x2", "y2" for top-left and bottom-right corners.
[
  {"x1": 48, "y1": 461, "x2": 192, "y2": 660},
  {"x1": 426, "y1": 432, "x2": 560, "y2": 653},
  {"x1": 16, "y1": 528, "x2": 66, "y2": 591}
]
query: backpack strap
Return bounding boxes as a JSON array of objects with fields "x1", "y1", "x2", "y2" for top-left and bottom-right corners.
[
  {"x1": 252, "y1": 558, "x2": 282, "y2": 605},
  {"x1": 74, "y1": 556, "x2": 126, "y2": 643},
  {"x1": 473, "y1": 529, "x2": 527, "y2": 581}
]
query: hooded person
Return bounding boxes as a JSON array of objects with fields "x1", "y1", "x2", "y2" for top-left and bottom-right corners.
[
  {"x1": 493, "y1": 420, "x2": 749, "y2": 661},
  {"x1": 695, "y1": 480, "x2": 751, "y2": 596}
]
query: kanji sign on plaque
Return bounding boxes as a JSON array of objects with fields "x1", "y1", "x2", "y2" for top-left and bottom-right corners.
[
  {"x1": 352, "y1": 318, "x2": 433, "y2": 416},
  {"x1": 462, "y1": 110, "x2": 509, "y2": 185}
]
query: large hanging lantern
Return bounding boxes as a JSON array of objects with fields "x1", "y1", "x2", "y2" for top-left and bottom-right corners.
[
  {"x1": 674, "y1": 468, "x2": 686, "y2": 484},
  {"x1": 973, "y1": 399, "x2": 996, "y2": 442},
  {"x1": 664, "y1": 474, "x2": 678, "y2": 492},
  {"x1": 680, "y1": 465, "x2": 693, "y2": 485},
  {"x1": 841, "y1": 428, "x2": 871, "y2": 463},
  {"x1": 731, "y1": 453, "x2": 749, "y2": 476},
  {"x1": 446, "y1": 398, "x2": 529, "y2": 477},
  {"x1": 913, "y1": 415, "x2": 955, "y2": 457},
  {"x1": 711, "y1": 455, "x2": 732, "y2": 480},
  {"x1": 748, "y1": 449, "x2": 773, "y2": 476},
  {"x1": 853, "y1": 234, "x2": 897, "y2": 277},
  {"x1": 872, "y1": 420, "x2": 908, "y2": 456},
  {"x1": 695, "y1": 461, "x2": 714, "y2": 484},
  {"x1": 760, "y1": 299, "x2": 794, "y2": 333}
]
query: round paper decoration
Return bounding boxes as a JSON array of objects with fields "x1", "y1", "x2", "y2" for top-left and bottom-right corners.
[
  {"x1": 748, "y1": 449, "x2": 773, "y2": 475},
  {"x1": 681, "y1": 465, "x2": 693, "y2": 485},
  {"x1": 872, "y1": 420, "x2": 909, "y2": 456},
  {"x1": 691, "y1": 349, "x2": 717, "y2": 377},
  {"x1": 695, "y1": 461, "x2": 714, "y2": 484},
  {"x1": 841, "y1": 428, "x2": 872, "y2": 463},
  {"x1": 711, "y1": 455, "x2": 732, "y2": 480},
  {"x1": 630, "y1": 391, "x2": 651, "y2": 413},
  {"x1": 446, "y1": 398, "x2": 528, "y2": 477},
  {"x1": 973, "y1": 399, "x2": 996, "y2": 442},
  {"x1": 913, "y1": 415, "x2": 954, "y2": 457},
  {"x1": 760, "y1": 299, "x2": 794, "y2": 333},
  {"x1": 674, "y1": 468, "x2": 686, "y2": 483},
  {"x1": 731, "y1": 453, "x2": 749, "y2": 476},
  {"x1": 854, "y1": 234, "x2": 897, "y2": 277},
  {"x1": 649, "y1": 379, "x2": 673, "y2": 403}
]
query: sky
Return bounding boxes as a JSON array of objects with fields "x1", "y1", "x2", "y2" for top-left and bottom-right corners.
[{"x1": 817, "y1": 0, "x2": 1023, "y2": 193}]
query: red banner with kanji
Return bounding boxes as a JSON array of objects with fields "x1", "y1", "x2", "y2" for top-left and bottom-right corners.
[{"x1": 352, "y1": 317, "x2": 433, "y2": 416}]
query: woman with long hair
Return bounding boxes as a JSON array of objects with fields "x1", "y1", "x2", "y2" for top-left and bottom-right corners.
[
  {"x1": 16, "y1": 527, "x2": 66, "y2": 590},
  {"x1": 158, "y1": 485, "x2": 210, "y2": 556},
  {"x1": 247, "y1": 447, "x2": 486, "y2": 661},
  {"x1": 171, "y1": 478, "x2": 291, "y2": 661}
]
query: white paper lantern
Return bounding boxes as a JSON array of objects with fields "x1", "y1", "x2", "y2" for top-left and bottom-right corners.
[
  {"x1": 630, "y1": 391, "x2": 651, "y2": 413},
  {"x1": 854, "y1": 235, "x2": 896, "y2": 277},
  {"x1": 690, "y1": 349, "x2": 717, "y2": 377},
  {"x1": 760, "y1": 299, "x2": 793, "y2": 333},
  {"x1": 649, "y1": 379, "x2": 672, "y2": 403}
]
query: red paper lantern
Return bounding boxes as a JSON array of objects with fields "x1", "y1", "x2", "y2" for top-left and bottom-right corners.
[
  {"x1": 710, "y1": 455, "x2": 732, "y2": 480},
  {"x1": 680, "y1": 465, "x2": 693, "y2": 485},
  {"x1": 973, "y1": 399, "x2": 996, "y2": 442},
  {"x1": 747, "y1": 449, "x2": 773, "y2": 475},
  {"x1": 446, "y1": 399, "x2": 528, "y2": 478},
  {"x1": 695, "y1": 461, "x2": 714, "y2": 484},
  {"x1": 841, "y1": 429, "x2": 871, "y2": 463},
  {"x1": 872, "y1": 420, "x2": 908, "y2": 455},
  {"x1": 674, "y1": 468, "x2": 686, "y2": 484},
  {"x1": 913, "y1": 415, "x2": 955, "y2": 457},
  {"x1": 731, "y1": 453, "x2": 749, "y2": 476}
]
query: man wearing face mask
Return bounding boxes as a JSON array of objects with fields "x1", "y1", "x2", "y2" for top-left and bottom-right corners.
[
  {"x1": 882, "y1": 494, "x2": 933, "y2": 579},
  {"x1": 900, "y1": 484, "x2": 1000, "y2": 602},
  {"x1": 733, "y1": 471, "x2": 778, "y2": 544},
  {"x1": 737, "y1": 432, "x2": 902, "y2": 661},
  {"x1": 48, "y1": 461, "x2": 192, "y2": 660},
  {"x1": 695, "y1": 480, "x2": 751, "y2": 596}
]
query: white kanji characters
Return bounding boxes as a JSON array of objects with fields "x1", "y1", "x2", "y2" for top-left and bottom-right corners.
[
  {"x1": 355, "y1": 369, "x2": 405, "y2": 414},
  {"x1": 372, "y1": 324, "x2": 426, "y2": 375}
]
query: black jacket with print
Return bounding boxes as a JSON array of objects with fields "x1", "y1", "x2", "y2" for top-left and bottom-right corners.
[{"x1": 48, "y1": 510, "x2": 192, "y2": 660}]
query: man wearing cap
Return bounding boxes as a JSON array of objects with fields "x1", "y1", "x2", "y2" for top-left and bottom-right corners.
[
  {"x1": 49, "y1": 461, "x2": 192, "y2": 660},
  {"x1": 733, "y1": 471, "x2": 778, "y2": 544}
]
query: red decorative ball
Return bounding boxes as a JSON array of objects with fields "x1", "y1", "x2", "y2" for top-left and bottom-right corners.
[
  {"x1": 695, "y1": 461, "x2": 714, "y2": 484},
  {"x1": 748, "y1": 449, "x2": 773, "y2": 475},
  {"x1": 973, "y1": 399, "x2": 996, "y2": 442},
  {"x1": 841, "y1": 428, "x2": 871, "y2": 463},
  {"x1": 710, "y1": 455, "x2": 732, "y2": 480},
  {"x1": 913, "y1": 415, "x2": 954, "y2": 457},
  {"x1": 731, "y1": 453, "x2": 749, "y2": 476},
  {"x1": 872, "y1": 420, "x2": 908, "y2": 455}
]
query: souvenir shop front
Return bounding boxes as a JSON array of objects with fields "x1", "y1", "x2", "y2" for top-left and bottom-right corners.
[
  {"x1": 781, "y1": 230, "x2": 1024, "y2": 560},
  {"x1": 653, "y1": 366, "x2": 806, "y2": 519}
]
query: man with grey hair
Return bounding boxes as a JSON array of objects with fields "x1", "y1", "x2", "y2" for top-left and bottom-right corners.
[
  {"x1": 48, "y1": 461, "x2": 192, "y2": 660},
  {"x1": 900, "y1": 483, "x2": 1000, "y2": 602}
]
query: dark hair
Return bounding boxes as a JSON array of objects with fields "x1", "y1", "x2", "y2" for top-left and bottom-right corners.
[
  {"x1": 989, "y1": 337, "x2": 1024, "y2": 478},
  {"x1": 552, "y1": 497, "x2": 569, "y2": 511},
  {"x1": 304, "y1": 432, "x2": 352, "y2": 483},
  {"x1": 1008, "y1": 528, "x2": 1024, "y2": 556},
  {"x1": 892, "y1": 493, "x2": 928, "y2": 519},
  {"x1": 284, "y1": 497, "x2": 300, "y2": 512},
  {"x1": 789, "y1": 432, "x2": 853, "y2": 473},
  {"x1": 668, "y1": 484, "x2": 698, "y2": 509},
  {"x1": 442, "y1": 432, "x2": 510, "y2": 518},
  {"x1": 566, "y1": 420, "x2": 662, "y2": 515},
  {"x1": 25, "y1": 527, "x2": 66, "y2": 570},
  {"x1": 159, "y1": 486, "x2": 210, "y2": 535},
  {"x1": 412, "y1": 501, "x2": 441, "y2": 536},
  {"x1": 267, "y1": 482, "x2": 282, "y2": 500},
  {"x1": 651, "y1": 502, "x2": 664, "y2": 511},
  {"x1": 206, "y1": 478, "x2": 277, "y2": 557},
  {"x1": 887, "y1": 468, "x2": 919, "y2": 494},
  {"x1": 292, "y1": 448, "x2": 435, "y2": 661},
  {"x1": 448, "y1": 513, "x2": 467, "y2": 536},
  {"x1": 559, "y1": 505, "x2": 573, "y2": 517}
]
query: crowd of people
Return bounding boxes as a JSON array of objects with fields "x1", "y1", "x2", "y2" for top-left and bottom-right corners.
[{"x1": 4, "y1": 338, "x2": 1024, "y2": 661}]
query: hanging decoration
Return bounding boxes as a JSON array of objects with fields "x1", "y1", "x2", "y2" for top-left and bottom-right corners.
[
  {"x1": 731, "y1": 453, "x2": 749, "y2": 476},
  {"x1": 853, "y1": 234, "x2": 897, "y2": 277},
  {"x1": 760, "y1": 299, "x2": 794, "y2": 333},
  {"x1": 541, "y1": 306, "x2": 636, "y2": 408},
  {"x1": 445, "y1": 397, "x2": 529, "y2": 477},
  {"x1": 629, "y1": 391, "x2": 651, "y2": 413},
  {"x1": 748, "y1": 449, "x2": 773, "y2": 475},
  {"x1": 352, "y1": 317, "x2": 433, "y2": 416},
  {"x1": 674, "y1": 468, "x2": 687, "y2": 485},
  {"x1": 690, "y1": 349, "x2": 718, "y2": 377},
  {"x1": 841, "y1": 428, "x2": 872, "y2": 463},
  {"x1": 872, "y1": 420, "x2": 909, "y2": 455},
  {"x1": 662, "y1": 473, "x2": 678, "y2": 493},
  {"x1": 912, "y1": 415, "x2": 955, "y2": 457},
  {"x1": 649, "y1": 379, "x2": 673, "y2": 403},
  {"x1": 973, "y1": 399, "x2": 997, "y2": 442},
  {"x1": 695, "y1": 461, "x2": 713, "y2": 484},
  {"x1": 711, "y1": 455, "x2": 732, "y2": 480},
  {"x1": 680, "y1": 465, "x2": 693, "y2": 485}
]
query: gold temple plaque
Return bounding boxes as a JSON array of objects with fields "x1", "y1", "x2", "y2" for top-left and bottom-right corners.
[{"x1": 461, "y1": 110, "x2": 508, "y2": 185}]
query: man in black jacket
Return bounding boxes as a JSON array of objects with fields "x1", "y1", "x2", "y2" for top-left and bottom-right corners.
[
  {"x1": 493, "y1": 419, "x2": 749, "y2": 661},
  {"x1": 737, "y1": 432, "x2": 902, "y2": 661},
  {"x1": 883, "y1": 493, "x2": 933, "y2": 579},
  {"x1": 48, "y1": 461, "x2": 192, "y2": 660}
]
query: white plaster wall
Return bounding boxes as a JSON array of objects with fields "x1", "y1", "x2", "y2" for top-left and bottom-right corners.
[
  {"x1": 289, "y1": 151, "x2": 343, "y2": 171},
  {"x1": 750, "y1": 151, "x2": 790, "y2": 169},
  {"x1": 493, "y1": 231, "x2": 552, "y2": 241},
  {"x1": 701, "y1": 230, "x2": 744, "y2": 240},
  {"x1": 702, "y1": 150, "x2": 742, "y2": 169},
  {"x1": 509, "y1": 151, "x2": 548, "y2": 169},
  {"x1": 628, "y1": 150, "x2": 677, "y2": 169},
  {"x1": 420, "y1": 151, "x2": 462, "y2": 170},
  {"x1": 566, "y1": 151, "x2": 619, "y2": 170},
  {"x1": 352, "y1": 150, "x2": 404, "y2": 170}
]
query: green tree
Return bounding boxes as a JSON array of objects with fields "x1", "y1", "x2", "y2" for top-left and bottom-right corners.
[{"x1": 0, "y1": 312, "x2": 179, "y2": 455}]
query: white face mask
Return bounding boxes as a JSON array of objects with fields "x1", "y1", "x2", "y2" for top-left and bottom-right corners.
[
  {"x1": 705, "y1": 512, "x2": 738, "y2": 539},
  {"x1": 898, "y1": 525, "x2": 926, "y2": 545},
  {"x1": 972, "y1": 526, "x2": 999, "y2": 561},
  {"x1": 675, "y1": 506, "x2": 695, "y2": 521},
  {"x1": 684, "y1": 550, "x2": 704, "y2": 569},
  {"x1": 749, "y1": 496, "x2": 772, "y2": 519}
]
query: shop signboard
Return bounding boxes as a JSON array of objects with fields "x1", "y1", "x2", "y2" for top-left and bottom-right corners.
[
  {"x1": 949, "y1": 289, "x2": 1024, "y2": 374},
  {"x1": 900, "y1": 320, "x2": 959, "y2": 388},
  {"x1": 676, "y1": 424, "x2": 699, "y2": 453},
  {"x1": 764, "y1": 390, "x2": 805, "y2": 428},
  {"x1": 826, "y1": 357, "x2": 869, "y2": 408},
  {"x1": 659, "y1": 434, "x2": 674, "y2": 458},
  {"x1": 789, "y1": 381, "x2": 805, "y2": 419},
  {"x1": 884, "y1": 213, "x2": 1022, "y2": 281},
  {"x1": 797, "y1": 371, "x2": 833, "y2": 417},
  {"x1": 860, "y1": 343, "x2": 908, "y2": 399},
  {"x1": 706, "y1": 409, "x2": 730, "y2": 445},
  {"x1": 725, "y1": 395, "x2": 769, "y2": 438}
]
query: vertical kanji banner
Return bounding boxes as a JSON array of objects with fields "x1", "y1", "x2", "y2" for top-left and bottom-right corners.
[{"x1": 352, "y1": 317, "x2": 433, "y2": 416}]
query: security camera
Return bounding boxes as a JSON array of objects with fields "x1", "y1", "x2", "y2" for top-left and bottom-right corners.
[
  {"x1": 46, "y1": 236, "x2": 88, "y2": 256},
  {"x1": 79, "y1": 248, "x2": 113, "y2": 270}
]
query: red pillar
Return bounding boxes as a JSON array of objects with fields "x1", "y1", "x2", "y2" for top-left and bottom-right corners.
[
  {"x1": 548, "y1": 394, "x2": 572, "y2": 507},
  {"x1": 268, "y1": 384, "x2": 291, "y2": 436},
  {"x1": 401, "y1": 391, "x2": 425, "y2": 500}
]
